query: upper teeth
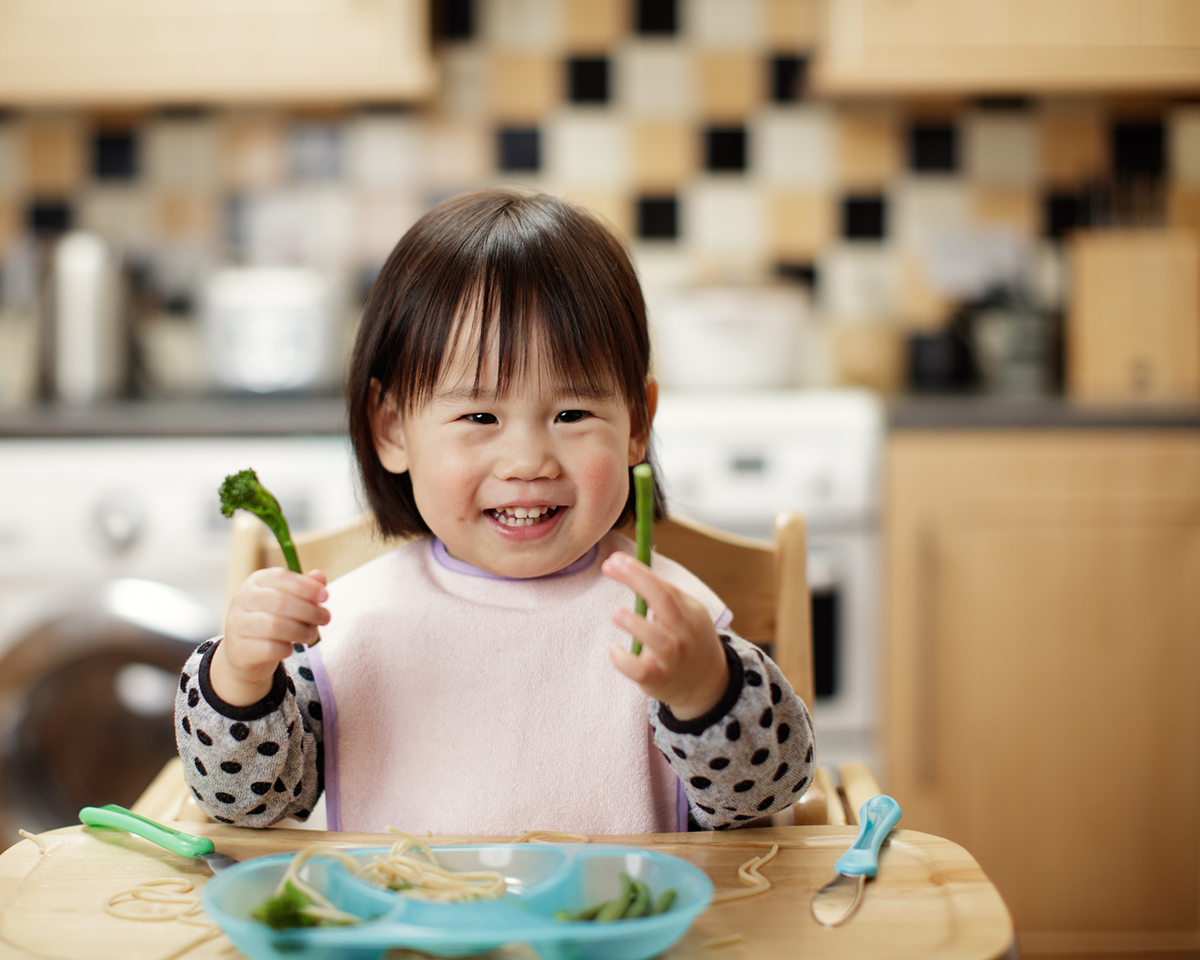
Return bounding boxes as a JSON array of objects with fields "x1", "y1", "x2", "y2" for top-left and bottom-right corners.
[{"x1": 493, "y1": 506, "x2": 555, "y2": 526}]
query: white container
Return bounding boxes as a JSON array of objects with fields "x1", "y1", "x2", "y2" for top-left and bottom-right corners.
[
  {"x1": 204, "y1": 267, "x2": 337, "y2": 394},
  {"x1": 53, "y1": 232, "x2": 125, "y2": 405},
  {"x1": 653, "y1": 286, "x2": 807, "y2": 390}
]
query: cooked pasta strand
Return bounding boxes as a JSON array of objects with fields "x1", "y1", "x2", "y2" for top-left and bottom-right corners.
[
  {"x1": 17, "y1": 829, "x2": 46, "y2": 854},
  {"x1": 512, "y1": 830, "x2": 589, "y2": 844},
  {"x1": 710, "y1": 844, "x2": 779, "y2": 904},
  {"x1": 703, "y1": 933, "x2": 745, "y2": 948}
]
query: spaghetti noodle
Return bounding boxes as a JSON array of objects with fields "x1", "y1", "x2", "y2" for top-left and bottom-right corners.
[
  {"x1": 17, "y1": 829, "x2": 45, "y2": 854},
  {"x1": 709, "y1": 844, "x2": 779, "y2": 904}
]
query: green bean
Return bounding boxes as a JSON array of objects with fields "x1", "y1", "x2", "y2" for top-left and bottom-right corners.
[
  {"x1": 625, "y1": 880, "x2": 651, "y2": 918},
  {"x1": 650, "y1": 889, "x2": 677, "y2": 915},
  {"x1": 631, "y1": 463, "x2": 654, "y2": 655},
  {"x1": 554, "y1": 874, "x2": 676, "y2": 922},
  {"x1": 571, "y1": 901, "x2": 608, "y2": 921},
  {"x1": 596, "y1": 873, "x2": 635, "y2": 922}
]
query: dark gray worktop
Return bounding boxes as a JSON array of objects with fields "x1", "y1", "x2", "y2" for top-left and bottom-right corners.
[{"x1": 888, "y1": 395, "x2": 1200, "y2": 430}]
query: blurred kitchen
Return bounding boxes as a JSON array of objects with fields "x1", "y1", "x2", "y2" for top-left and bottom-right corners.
[{"x1": 0, "y1": 1, "x2": 1198, "y2": 956}]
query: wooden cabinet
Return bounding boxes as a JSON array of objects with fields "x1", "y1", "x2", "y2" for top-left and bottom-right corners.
[
  {"x1": 0, "y1": 0, "x2": 435, "y2": 106},
  {"x1": 815, "y1": 0, "x2": 1200, "y2": 95},
  {"x1": 884, "y1": 429, "x2": 1200, "y2": 957}
]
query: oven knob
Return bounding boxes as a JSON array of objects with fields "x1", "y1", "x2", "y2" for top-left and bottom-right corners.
[{"x1": 93, "y1": 493, "x2": 144, "y2": 553}]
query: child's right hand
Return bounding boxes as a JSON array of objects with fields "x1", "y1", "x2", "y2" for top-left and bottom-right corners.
[{"x1": 210, "y1": 568, "x2": 329, "y2": 707}]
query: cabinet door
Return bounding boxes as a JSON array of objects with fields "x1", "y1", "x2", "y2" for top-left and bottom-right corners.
[
  {"x1": 0, "y1": 0, "x2": 435, "y2": 105},
  {"x1": 817, "y1": 0, "x2": 1200, "y2": 94},
  {"x1": 885, "y1": 431, "x2": 1200, "y2": 952}
]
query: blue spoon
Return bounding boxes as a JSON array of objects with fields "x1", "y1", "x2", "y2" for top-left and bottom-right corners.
[{"x1": 810, "y1": 795, "x2": 902, "y2": 927}]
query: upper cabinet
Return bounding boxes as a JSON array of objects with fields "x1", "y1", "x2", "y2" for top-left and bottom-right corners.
[
  {"x1": 0, "y1": 0, "x2": 436, "y2": 106},
  {"x1": 813, "y1": 0, "x2": 1200, "y2": 95}
]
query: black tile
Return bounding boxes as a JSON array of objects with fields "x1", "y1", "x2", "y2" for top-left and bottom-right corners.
[
  {"x1": 705, "y1": 126, "x2": 746, "y2": 172},
  {"x1": 637, "y1": 0, "x2": 677, "y2": 34},
  {"x1": 436, "y1": 0, "x2": 473, "y2": 39},
  {"x1": 27, "y1": 199, "x2": 72, "y2": 235},
  {"x1": 841, "y1": 194, "x2": 886, "y2": 240},
  {"x1": 770, "y1": 55, "x2": 808, "y2": 103},
  {"x1": 568, "y1": 57, "x2": 609, "y2": 104},
  {"x1": 972, "y1": 96, "x2": 1032, "y2": 111},
  {"x1": 1113, "y1": 120, "x2": 1164, "y2": 176},
  {"x1": 637, "y1": 195, "x2": 678, "y2": 239},
  {"x1": 497, "y1": 127, "x2": 540, "y2": 172},
  {"x1": 775, "y1": 261, "x2": 818, "y2": 292},
  {"x1": 908, "y1": 122, "x2": 957, "y2": 173},
  {"x1": 1043, "y1": 191, "x2": 1085, "y2": 239},
  {"x1": 93, "y1": 130, "x2": 138, "y2": 180}
]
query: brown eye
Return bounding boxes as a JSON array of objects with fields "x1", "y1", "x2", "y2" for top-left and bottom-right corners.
[
  {"x1": 555, "y1": 410, "x2": 589, "y2": 423},
  {"x1": 464, "y1": 413, "x2": 498, "y2": 424}
]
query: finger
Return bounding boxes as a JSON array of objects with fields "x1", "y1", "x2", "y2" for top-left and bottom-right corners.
[
  {"x1": 253, "y1": 567, "x2": 329, "y2": 603},
  {"x1": 237, "y1": 610, "x2": 322, "y2": 647},
  {"x1": 608, "y1": 642, "x2": 665, "y2": 686},
  {"x1": 611, "y1": 607, "x2": 677, "y2": 662},
  {"x1": 601, "y1": 553, "x2": 686, "y2": 627},
  {"x1": 244, "y1": 584, "x2": 330, "y2": 626}
]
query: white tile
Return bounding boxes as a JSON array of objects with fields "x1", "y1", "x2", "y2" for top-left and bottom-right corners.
[
  {"x1": 619, "y1": 43, "x2": 695, "y2": 119},
  {"x1": 426, "y1": 122, "x2": 492, "y2": 191},
  {"x1": 479, "y1": 0, "x2": 562, "y2": 50},
  {"x1": 963, "y1": 112, "x2": 1038, "y2": 185},
  {"x1": 1169, "y1": 105, "x2": 1200, "y2": 184},
  {"x1": 78, "y1": 187, "x2": 154, "y2": 255},
  {"x1": 438, "y1": 46, "x2": 489, "y2": 118},
  {"x1": 346, "y1": 114, "x2": 427, "y2": 190},
  {"x1": 143, "y1": 118, "x2": 220, "y2": 191},
  {"x1": 242, "y1": 188, "x2": 358, "y2": 268},
  {"x1": 0, "y1": 123, "x2": 24, "y2": 195},
  {"x1": 818, "y1": 244, "x2": 902, "y2": 321},
  {"x1": 891, "y1": 178, "x2": 971, "y2": 250},
  {"x1": 686, "y1": 0, "x2": 765, "y2": 48},
  {"x1": 754, "y1": 106, "x2": 834, "y2": 186},
  {"x1": 358, "y1": 192, "x2": 423, "y2": 261},
  {"x1": 684, "y1": 180, "x2": 765, "y2": 259},
  {"x1": 545, "y1": 113, "x2": 629, "y2": 189},
  {"x1": 288, "y1": 123, "x2": 343, "y2": 181}
]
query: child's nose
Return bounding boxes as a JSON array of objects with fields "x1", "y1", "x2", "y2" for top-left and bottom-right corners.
[{"x1": 496, "y1": 427, "x2": 560, "y2": 480}]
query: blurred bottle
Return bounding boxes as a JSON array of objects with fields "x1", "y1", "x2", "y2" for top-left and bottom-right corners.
[{"x1": 51, "y1": 232, "x2": 127, "y2": 405}]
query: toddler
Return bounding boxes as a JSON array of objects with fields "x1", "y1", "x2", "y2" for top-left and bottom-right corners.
[{"x1": 175, "y1": 189, "x2": 815, "y2": 835}]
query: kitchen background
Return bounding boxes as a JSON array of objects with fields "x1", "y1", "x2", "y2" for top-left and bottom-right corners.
[{"x1": 1, "y1": 3, "x2": 1199, "y2": 958}]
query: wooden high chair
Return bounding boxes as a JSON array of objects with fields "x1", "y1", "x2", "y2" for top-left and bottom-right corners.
[{"x1": 133, "y1": 510, "x2": 882, "y2": 828}]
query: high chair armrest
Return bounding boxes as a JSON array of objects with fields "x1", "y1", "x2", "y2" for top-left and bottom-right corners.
[{"x1": 838, "y1": 762, "x2": 883, "y2": 825}]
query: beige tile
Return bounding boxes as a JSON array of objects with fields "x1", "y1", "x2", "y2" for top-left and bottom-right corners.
[
  {"x1": 633, "y1": 122, "x2": 697, "y2": 191},
  {"x1": 156, "y1": 193, "x2": 219, "y2": 240},
  {"x1": 426, "y1": 122, "x2": 491, "y2": 191},
  {"x1": 1168, "y1": 185, "x2": 1200, "y2": 234},
  {"x1": 898, "y1": 252, "x2": 953, "y2": 330},
  {"x1": 832, "y1": 322, "x2": 906, "y2": 393},
  {"x1": 768, "y1": 190, "x2": 834, "y2": 260},
  {"x1": 25, "y1": 115, "x2": 86, "y2": 196},
  {"x1": 222, "y1": 113, "x2": 286, "y2": 190},
  {"x1": 78, "y1": 187, "x2": 154, "y2": 253},
  {"x1": 564, "y1": 0, "x2": 626, "y2": 51},
  {"x1": 835, "y1": 105, "x2": 901, "y2": 190},
  {"x1": 1039, "y1": 103, "x2": 1107, "y2": 186},
  {"x1": 971, "y1": 186, "x2": 1038, "y2": 237},
  {"x1": 766, "y1": 0, "x2": 822, "y2": 47},
  {"x1": 691, "y1": 0, "x2": 765, "y2": 49},
  {"x1": 0, "y1": 124, "x2": 24, "y2": 196},
  {"x1": 622, "y1": 45, "x2": 695, "y2": 118},
  {"x1": 0, "y1": 197, "x2": 18, "y2": 256},
  {"x1": 697, "y1": 52, "x2": 762, "y2": 122},
  {"x1": 480, "y1": 0, "x2": 562, "y2": 51},
  {"x1": 490, "y1": 54, "x2": 560, "y2": 122},
  {"x1": 1169, "y1": 106, "x2": 1200, "y2": 184},
  {"x1": 562, "y1": 190, "x2": 632, "y2": 242}
]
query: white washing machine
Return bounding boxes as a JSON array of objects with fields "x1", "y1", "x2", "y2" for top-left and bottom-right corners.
[{"x1": 0, "y1": 434, "x2": 362, "y2": 846}]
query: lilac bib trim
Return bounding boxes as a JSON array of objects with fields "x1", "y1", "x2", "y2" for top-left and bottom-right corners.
[
  {"x1": 431, "y1": 538, "x2": 599, "y2": 581},
  {"x1": 305, "y1": 643, "x2": 342, "y2": 832}
]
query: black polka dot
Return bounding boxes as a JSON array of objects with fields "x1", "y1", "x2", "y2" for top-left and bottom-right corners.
[
  {"x1": 179, "y1": 674, "x2": 190, "y2": 693},
  {"x1": 709, "y1": 757, "x2": 730, "y2": 770},
  {"x1": 298, "y1": 667, "x2": 314, "y2": 682},
  {"x1": 247, "y1": 804, "x2": 267, "y2": 816},
  {"x1": 672, "y1": 746, "x2": 687, "y2": 759},
  {"x1": 257, "y1": 741, "x2": 280, "y2": 756},
  {"x1": 274, "y1": 778, "x2": 286, "y2": 793},
  {"x1": 194, "y1": 758, "x2": 207, "y2": 776},
  {"x1": 285, "y1": 675, "x2": 296, "y2": 695},
  {"x1": 294, "y1": 809, "x2": 311, "y2": 821},
  {"x1": 733, "y1": 814, "x2": 753, "y2": 821},
  {"x1": 220, "y1": 761, "x2": 242, "y2": 774},
  {"x1": 214, "y1": 816, "x2": 234, "y2": 824},
  {"x1": 745, "y1": 670, "x2": 762, "y2": 687},
  {"x1": 293, "y1": 780, "x2": 303, "y2": 797},
  {"x1": 733, "y1": 780, "x2": 755, "y2": 792},
  {"x1": 191, "y1": 787, "x2": 203, "y2": 801},
  {"x1": 751, "y1": 748, "x2": 769, "y2": 765},
  {"x1": 759, "y1": 707, "x2": 773, "y2": 727},
  {"x1": 715, "y1": 823, "x2": 731, "y2": 830},
  {"x1": 251, "y1": 782, "x2": 272, "y2": 795},
  {"x1": 770, "y1": 683, "x2": 782, "y2": 704},
  {"x1": 726, "y1": 720, "x2": 741, "y2": 741},
  {"x1": 777, "y1": 723, "x2": 791, "y2": 744},
  {"x1": 187, "y1": 689, "x2": 199, "y2": 708},
  {"x1": 180, "y1": 716, "x2": 191, "y2": 735},
  {"x1": 197, "y1": 641, "x2": 213, "y2": 654},
  {"x1": 805, "y1": 744, "x2": 814, "y2": 763},
  {"x1": 293, "y1": 643, "x2": 305, "y2": 654},
  {"x1": 196, "y1": 729, "x2": 212, "y2": 747},
  {"x1": 287, "y1": 722, "x2": 295, "y2": 737},
  {"x1": 756, "y1": 795, "x2": 776, "y2": 811},
  {"x1": 308, "y1": 701, "x2": 322, "y2": 721},
  {"x1": 773, "y1": 762, "x2": 789, "y2": 782},
  {"x1": 215, "y1": 792, "x2": 235, "y2": 804},
  {"x1": 697, "y1": 804, "x2": 716, "y2": 814},
  {"x1": 792, "y1": 776, "x2": 809, "y2": 793},
  {"x1": 230, "y1": 722, "x2": 249, "y2": 741},
  {"x1": 690, "y1": 776, "x2": 712, "y2": 790},
  {"x1": 723, "y1": 806, "x2": 738, "y2": 812}
]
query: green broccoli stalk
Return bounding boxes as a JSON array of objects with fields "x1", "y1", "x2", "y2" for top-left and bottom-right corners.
[
  {"x1": 251, "y1": 880, "x2": 322, "y2": 930},
  {"x1": 631, "y1": 463, "x2": 654, "y2": 655},
  {"x1": 219, "y1": 468, "x2": 302, "y2": 575}
]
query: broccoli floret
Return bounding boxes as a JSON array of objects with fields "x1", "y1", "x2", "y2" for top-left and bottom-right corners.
[
  {"x1": 251, "y1": 880, "x2": 322, "y2": 931},
  {"x1": 219, "y1": 468, "x2": 302, "y2": 575}
]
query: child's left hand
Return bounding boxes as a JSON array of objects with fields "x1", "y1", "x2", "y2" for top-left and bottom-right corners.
[{"x1": 602, "y1": 551, "x2": 730, "y2": 721}]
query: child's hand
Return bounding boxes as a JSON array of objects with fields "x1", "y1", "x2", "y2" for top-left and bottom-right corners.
[
  {"x1": 602, "y1": 552, "x2": 729, "y2": 721},
  {"x1": 211, "y1": 568, "x2": 330, "y2": 707}
]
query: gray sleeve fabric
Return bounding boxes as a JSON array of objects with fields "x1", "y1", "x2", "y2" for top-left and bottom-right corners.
[
  {"x1": 648, "y1": 633, "x2": 816, "y2": 830},
  {"x1": 174, "y1": 639, "x2": 323, "y2": 826}
]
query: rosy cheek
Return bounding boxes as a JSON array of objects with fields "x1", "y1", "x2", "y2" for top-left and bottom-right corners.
[{"x1": 574, "y1": 451, "x2": 631, "y2": 512}]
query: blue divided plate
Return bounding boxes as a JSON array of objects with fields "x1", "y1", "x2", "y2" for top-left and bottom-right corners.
[{"x1": 202, "y1": 843, "x2": 713, "y2": 960}]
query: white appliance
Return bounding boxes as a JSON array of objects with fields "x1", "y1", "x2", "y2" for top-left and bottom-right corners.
[
  {"x1": 652, "y1": 389, "x2": 884, "y2": 774},
  {"x1": 0, "y1": 435, "x2": 361, "y2": 843}
]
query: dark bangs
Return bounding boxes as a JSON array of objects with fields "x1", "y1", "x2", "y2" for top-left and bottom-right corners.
[{"x1": 348, "y1": 189, "x2": 663, "y2": 538}]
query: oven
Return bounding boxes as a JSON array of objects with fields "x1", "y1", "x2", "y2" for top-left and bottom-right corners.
[{"x1": 651, "y1": 389, "x2": 884, "y2": 774}]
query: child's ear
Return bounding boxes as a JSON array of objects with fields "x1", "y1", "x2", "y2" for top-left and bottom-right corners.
[
  {"x1": 628, "y1": 377, "x2": 658, "y2": 465},
  {"x1": 368, "y1": 379, "x2": 411, "y2": 474}
]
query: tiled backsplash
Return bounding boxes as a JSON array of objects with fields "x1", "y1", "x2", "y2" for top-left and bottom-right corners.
[{"x1": 1, "y1": 0, "x2": 1199, "y2": 395}]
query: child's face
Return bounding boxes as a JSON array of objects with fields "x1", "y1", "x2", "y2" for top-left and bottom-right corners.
[{"x1": 371, "y1": 327, "x2": 654, "y2": 579}]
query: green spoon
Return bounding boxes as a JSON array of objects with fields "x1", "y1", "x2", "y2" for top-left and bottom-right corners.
[{"x1": 79, "y1": 803, "x2": 238, "y2": 874}]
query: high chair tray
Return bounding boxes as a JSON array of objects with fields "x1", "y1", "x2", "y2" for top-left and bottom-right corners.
[{"x1": 201, "y1": 843, "x2": 712, "y2": 960}]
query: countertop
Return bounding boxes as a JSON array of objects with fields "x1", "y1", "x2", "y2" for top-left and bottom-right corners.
[{"x1": 890, "y1": 394, "x2": 1200, "y2": 430}]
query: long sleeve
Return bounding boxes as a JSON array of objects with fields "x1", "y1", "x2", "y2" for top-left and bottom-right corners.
[
  {"x1": 174, "y1": 639, "x2": 324, "y2": 826},
  {"x1": 648, "y1": 633, "x2": 816, "y2": 830}
]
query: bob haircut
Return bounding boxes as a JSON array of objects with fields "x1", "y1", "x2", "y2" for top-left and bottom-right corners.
[{"x1": 347, "y1": 188, "x2": 665, "y2": 539}]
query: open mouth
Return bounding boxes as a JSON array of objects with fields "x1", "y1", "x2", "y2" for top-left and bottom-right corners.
[{"x1": 488, "y1": 505, "x2": 561, "y2": 528}]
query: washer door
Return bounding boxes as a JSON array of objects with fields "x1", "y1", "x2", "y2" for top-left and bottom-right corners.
[{"x1": 0, "y1": 580, "x2": 217, "y2": 847}]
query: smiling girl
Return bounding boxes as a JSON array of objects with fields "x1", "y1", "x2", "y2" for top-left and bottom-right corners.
[{"x1": 175, "y1": 189, "x2": 815, "y2": 835}]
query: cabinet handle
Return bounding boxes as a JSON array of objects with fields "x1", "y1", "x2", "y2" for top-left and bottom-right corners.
[{"x1": 915, "y1": 522, "x2": 939, "y2": 787}]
